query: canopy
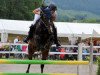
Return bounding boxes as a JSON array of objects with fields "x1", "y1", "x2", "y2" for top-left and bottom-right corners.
[
  {"x1": 0, "y1": 19, "x2": 31, "y2": 35},
  {"x1": 0, "y1": 19, "x2": 100, "y2": 37},
  {"x1": 54, "y1": 22, "x2": 100, "y2": 37}
]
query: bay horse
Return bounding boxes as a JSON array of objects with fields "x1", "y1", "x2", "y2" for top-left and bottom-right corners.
[{"x1": 26, "y1": 9, "x2": 54, "y2": 73}]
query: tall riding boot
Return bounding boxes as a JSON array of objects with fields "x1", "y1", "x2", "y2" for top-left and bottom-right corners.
[
  {"x1": 53, "y1": 25, "x2": 61, "y2": 47},
  {"x1": 24, "y1": 24, "x2": 35, "y2": 43}
]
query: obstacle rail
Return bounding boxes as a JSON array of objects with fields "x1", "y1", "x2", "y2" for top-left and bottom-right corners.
[
  {"x1": 0, "y1": 59, "x2": 89, "y2": 75},
  {"x1": 0, "y1": 59, "x2": 89, "y2": 65},
  {"x1": 0, "y1": 43, "x2": 94, "y2": 75},
  {"x1": 0, "y1": 73, "x2": 77, "y2": 75}
]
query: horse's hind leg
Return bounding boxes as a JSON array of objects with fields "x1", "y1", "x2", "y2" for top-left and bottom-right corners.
[
  {"x1": 41, "y1": 50, "x2": 49, "y2": 73},
  {"x1": 26, "y1": 53, "x2": 33, "y2": 73}
]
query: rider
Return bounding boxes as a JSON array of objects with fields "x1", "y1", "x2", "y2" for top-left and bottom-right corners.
[{"x1": 24, "y1": 4, "x2": 60, "y2": 47}]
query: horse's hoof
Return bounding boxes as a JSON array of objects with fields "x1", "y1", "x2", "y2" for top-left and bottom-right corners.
[{"x1": 26, "y1": 71, "x2": 29, "y2": 73}]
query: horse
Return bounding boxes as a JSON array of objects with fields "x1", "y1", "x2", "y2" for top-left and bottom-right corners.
[{"x1": 26, "y1": 9, "x2": 54, "y2": 73}]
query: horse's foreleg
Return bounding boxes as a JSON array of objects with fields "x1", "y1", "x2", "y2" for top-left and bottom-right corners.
[
  {"x1": 26, "y1": 54, "x2": 33, "y2": 73},
  {"x1": 41, "y1": 64, "x2": 44, "y2": 73},
  {"x1": 26, "y1": 64, "x2": 31, "y2": 73},
  {"x1": 41, "y1": 50, "x2": 49, "y2": 73}
]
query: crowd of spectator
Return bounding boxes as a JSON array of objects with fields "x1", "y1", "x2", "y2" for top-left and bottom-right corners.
[
  {"x1": 0, "y1": 36, "x2": 100, "y2": 61},
  {"x1": 0, "y1": 36, "x2": 28, "y2": 58},
  {"x1": 49, "y1": 39, "x2": 100, "y2": 61}
]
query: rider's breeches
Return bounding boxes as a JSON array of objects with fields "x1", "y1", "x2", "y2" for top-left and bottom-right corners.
[{"x1": 32, "y1": 14, "x2": 40, "y2": 25}]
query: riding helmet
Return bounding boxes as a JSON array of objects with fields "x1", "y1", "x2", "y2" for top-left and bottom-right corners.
[{"x1": 48, "y1": 4, "x2": 57, "y2": 11}]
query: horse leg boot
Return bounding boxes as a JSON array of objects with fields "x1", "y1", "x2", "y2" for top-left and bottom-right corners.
[
  {"x1": 52, "y1": 25, "x2": 61, "y2": 47},
  {"x1": 24, "y1": 24, "x2": 35, "y2": 43}
]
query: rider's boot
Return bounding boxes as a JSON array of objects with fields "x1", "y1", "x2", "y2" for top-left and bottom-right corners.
[
  {"x1": 54, "y1": 33, "x2": 61, "y2": 47},
  {"x1": 23, "y1": 24, "x2": 35, "y2": 43},
  {"x1": 53, "y1": 25, "x2": 61, "y2": 47},
  {"x1": 23, "y1": 36, "x2": 30, "y2": 43}
]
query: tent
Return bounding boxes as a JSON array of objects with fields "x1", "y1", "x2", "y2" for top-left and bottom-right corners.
[
  {"x1": 54, "y1": 22, "x2": 100, "y2": 37},
  {"x1": 0, "y1": 19, "x2": 100, "y2": 42},
  {"x1": 0, "y1": 19, "x2": 31, "y2": 35}
]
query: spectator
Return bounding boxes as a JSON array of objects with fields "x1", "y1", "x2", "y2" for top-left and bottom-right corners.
[
  {"x1": 93, "y1": 48, "x2": 98, "y2": 62},
  {"x1": 96, "y1": 41, "x2": 100, "y2": 46},
  {"x1": 82, "y1": 48, "x2": 88, "y2": 53},
  {"x1": 82, "y1": 48, "x2": 88, "y2": 60},
  {"x1": 14, "y1": 36, "x2": 20, "y2": 44},
  {"x1": 59, "y1": 48, "x2": 65, "y2": 60}
]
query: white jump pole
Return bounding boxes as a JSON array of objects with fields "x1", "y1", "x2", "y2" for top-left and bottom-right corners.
[
  {"x1": 78, "y1": 43, "x2": 83, "y2": 61},
  {"x1": 89, "y1": 41, "x2": 93, "y2": 75},
  {"x1": 77, "y1": 43, "x2": 83, "y2": 75}
]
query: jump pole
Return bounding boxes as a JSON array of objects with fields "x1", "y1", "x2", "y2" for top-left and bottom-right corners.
[
  {"x1": 89, "y1": 42, "x2": 93, "y2": 75},
  {"x1": 77, "y1": 43, "x2": 83, "y2": 75},
  {"x1": 0, "y1": 59, "x2": 89, "y2": 65}
]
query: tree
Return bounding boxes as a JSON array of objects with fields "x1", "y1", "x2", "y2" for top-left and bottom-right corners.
[{"x1": 0, "y1": 0, "x2": 42, "y2": 20}]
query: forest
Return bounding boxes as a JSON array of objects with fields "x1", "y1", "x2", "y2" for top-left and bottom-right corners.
[{"x1": 0, "y1": 0, "x2": 42, "y2": 20}]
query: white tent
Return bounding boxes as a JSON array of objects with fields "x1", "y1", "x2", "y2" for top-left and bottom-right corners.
[
  {"x1": 0, "y1": 19, "x2": 100, "y2": 42},
  {"x1": 54, "y1": 22, "x2": 100, "y2": 37},
  {"x1": 0, "y1": 19, "x2": 31, "y2": 35}
]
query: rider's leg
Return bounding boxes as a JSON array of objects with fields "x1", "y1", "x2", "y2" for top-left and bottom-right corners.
[
  {"x1": 24, "y1": 14, "x2": 40, "y2": 43},
  {"x1": 24, "y1": 25, "x2": 35, "y2": 43},
  {"x1": 52, "y1": 24, "x2": 61, "y2": 47}
]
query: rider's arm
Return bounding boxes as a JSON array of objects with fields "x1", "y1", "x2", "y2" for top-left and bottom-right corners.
[{"x1": 33, "y1": 8, "x2": 41, "y2": 15}]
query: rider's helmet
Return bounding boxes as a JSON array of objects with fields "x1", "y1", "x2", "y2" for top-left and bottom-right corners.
[{"x1": 48, "y1": 4, "x2": 57, "y2": 11}]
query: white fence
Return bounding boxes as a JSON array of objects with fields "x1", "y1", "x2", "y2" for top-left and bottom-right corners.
[{"x1": 0, "y1": 43, "x2": 100, "y2": 58}]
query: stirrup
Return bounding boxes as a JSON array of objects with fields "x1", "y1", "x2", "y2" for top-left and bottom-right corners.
[
  {"x1": 23, "y1": 37, "x2": 29, "y2": 43},
  {"x1": 23, "y1": 39, "x2": 28, "y2": 43},
  {"x1": 56, "y1": 43, "x2": 61, "y2": 47}
]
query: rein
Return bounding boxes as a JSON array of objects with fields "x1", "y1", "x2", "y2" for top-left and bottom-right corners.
[{"x1": 40, "y1": 10, "x2": 53, "y2": 34}]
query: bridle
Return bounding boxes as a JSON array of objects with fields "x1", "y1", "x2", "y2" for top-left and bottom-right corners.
[{"x1": 40, "y1": 10, "x2": 53, "y2": 34}]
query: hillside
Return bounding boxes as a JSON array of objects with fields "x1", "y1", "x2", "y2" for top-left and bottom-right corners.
[
  {"x1": 45, "y1": 0, "x2": 100, "y2": 22},
  {"x1": 0, "y1": 0, "x2": 100, "y2": 22}
]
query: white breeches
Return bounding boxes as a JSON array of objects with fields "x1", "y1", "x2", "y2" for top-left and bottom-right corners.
[{"x1": 32, "y1": 14, "x2": 40, "y2": 25}]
